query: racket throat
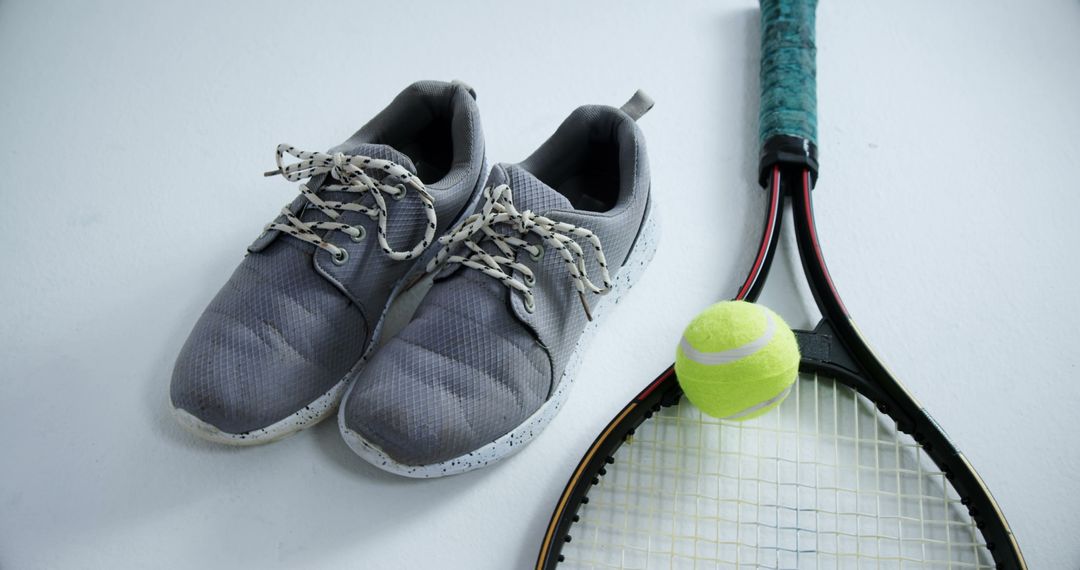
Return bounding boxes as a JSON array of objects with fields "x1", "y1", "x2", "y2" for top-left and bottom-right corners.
[{"x1": 795, "y1": 319, "x2": 861, "y2": 377}]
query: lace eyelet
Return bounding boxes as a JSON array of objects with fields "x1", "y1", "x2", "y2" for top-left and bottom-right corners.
[
  {"x1": 392, "y1": 185, "x2": 407, "y2": 201},
  {"x1": 524, "y1": 297, "x2": 536, "y2": 313},
  {"x1": 350, "y1": 226, "x2": 366, "y2": 243},
  {"x1": 331, "y1": 249, "x2": 349, "y2": 266},
  {"x1": 529, "y1": 247, "x2": 545, "y2": 262},
  {"x1": 523, "y1": 273, "x2": 535, "y2": 287}
]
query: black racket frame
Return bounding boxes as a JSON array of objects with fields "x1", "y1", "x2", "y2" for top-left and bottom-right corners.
[{"x1": 535, "y1": 163, "x2": 1026, "y2": 569}]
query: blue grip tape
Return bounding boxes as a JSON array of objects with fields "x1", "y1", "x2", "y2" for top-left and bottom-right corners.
[{"x1": 759, "y1": 0, "x2": 818, "y2": 148}]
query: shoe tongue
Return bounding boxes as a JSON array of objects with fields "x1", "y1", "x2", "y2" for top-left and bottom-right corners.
[
  {"x1": 299, "y1": 143, "x2": 418, "y2": 224},
  {"x1": 492, "y1": 164, "x2": 573, "y2": 215}
]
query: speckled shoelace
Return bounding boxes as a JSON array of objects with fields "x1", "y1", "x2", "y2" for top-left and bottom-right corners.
[
  {"x1": 263, "y1": 144, "x2": 436, "y2": 264},
  {"x1": 427, "y1": 183, "x2": 611, "y2": 320}
]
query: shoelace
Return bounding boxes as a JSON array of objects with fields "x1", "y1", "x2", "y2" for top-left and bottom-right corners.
[
  {"x1": 262, "y1": 144, "x2": 436, "y2": 264},
  {"x1": 426, "y1": 184, "x2": 611, "y2": 320}
]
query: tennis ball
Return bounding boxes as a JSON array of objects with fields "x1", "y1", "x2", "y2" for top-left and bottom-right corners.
[{"x1": 674, "y1": 301, "x2": 800, "y2": 421}]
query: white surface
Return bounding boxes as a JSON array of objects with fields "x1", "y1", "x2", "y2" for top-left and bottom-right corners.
[{"x1": 1, "y1": 1, "x2": 1077, "y2": 568}]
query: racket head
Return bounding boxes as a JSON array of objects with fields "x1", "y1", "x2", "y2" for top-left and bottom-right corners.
[
  {"x1": 535, "y1": 325, "x2": 1025, "y2": 569},
  {"x1": 545, "y1": 373, "x2": 995, "y2": 568}
]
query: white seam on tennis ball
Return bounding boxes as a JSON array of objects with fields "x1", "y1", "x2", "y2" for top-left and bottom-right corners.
[
  {"x1": 723, "y1": 383, "x2": 793, "y2": 420},
  {"x1": 678, "y1": 305, "x2": 776, "y2": 365}
]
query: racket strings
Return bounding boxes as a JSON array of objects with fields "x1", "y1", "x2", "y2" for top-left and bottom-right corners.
[{"x1": 559, "y1": 374, "x2": 993, "y2": 569}]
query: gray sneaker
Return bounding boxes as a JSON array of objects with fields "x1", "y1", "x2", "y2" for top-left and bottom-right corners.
[
  {"x1": 171, "y1": 81, "x2": 487, "y2": 445},
  {"x1": 338, "y1": 91, "x2": 658, "y2": 477}
]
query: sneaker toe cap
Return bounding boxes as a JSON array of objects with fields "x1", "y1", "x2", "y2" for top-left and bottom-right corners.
[
  {"x1": 171, "y1": 252, "x2": 368, "y2": 436},
  {"x1": 341, "y1": 304, "x2": 551, "y2": 467}
]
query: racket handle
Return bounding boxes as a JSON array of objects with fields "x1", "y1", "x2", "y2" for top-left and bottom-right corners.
[{"x1": 758, "y1": 0, "x2": 819, "y2": 187}]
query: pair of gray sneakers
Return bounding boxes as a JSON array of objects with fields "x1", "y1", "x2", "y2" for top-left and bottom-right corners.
[{"x1": 171, "y1": 81, "x2": 658, "y2": 477}]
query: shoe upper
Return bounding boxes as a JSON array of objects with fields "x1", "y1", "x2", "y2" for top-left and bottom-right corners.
[
  {"x1": 171, "y1": 81, "x2": 486, "y2": 436},
  {"x1": 341, "y1": 103, "x2": 650, "y2": 466}
]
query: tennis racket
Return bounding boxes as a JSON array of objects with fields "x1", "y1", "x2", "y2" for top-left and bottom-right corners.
[{"x1": 535, "y1": 1, "x2": 1026, "y2": 568}]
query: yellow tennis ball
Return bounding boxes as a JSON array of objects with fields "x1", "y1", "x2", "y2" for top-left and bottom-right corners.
[{"x1": 674, "y1": 301, "x2": 800, "y2": 421}]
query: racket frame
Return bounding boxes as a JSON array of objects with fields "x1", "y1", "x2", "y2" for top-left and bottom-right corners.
[{"x1": 534, "y1": 166, "x2": 1026, "y2": 568}]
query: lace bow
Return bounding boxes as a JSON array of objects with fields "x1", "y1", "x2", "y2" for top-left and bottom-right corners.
[
  {"x1": 262, "y1": 144, "x2": 436, "y2": 263},
  {"x1": 427, "y1": 184, "x2": 611, "y2": 320}
]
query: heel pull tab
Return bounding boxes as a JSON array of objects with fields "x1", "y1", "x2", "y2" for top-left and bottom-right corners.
[
  {"x1": 451, "y1": 79, "x2": 477, "y2": 100},
  {"x1": 619, "y1": 90, "x2": 654, "y2": 121}
]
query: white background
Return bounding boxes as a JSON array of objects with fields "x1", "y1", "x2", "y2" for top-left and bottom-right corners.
[{"x1": 1, "y1": 1, "x2": 1077, "y2": 568}]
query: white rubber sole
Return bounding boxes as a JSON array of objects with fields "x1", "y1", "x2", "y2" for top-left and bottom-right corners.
[
  {"x1": 171, "y1": 166, "x2": 490, "y2": 446},
  {"x1": 340, "y1": 206, "x2": 661, "y2": 477},
  {"x1": 171, "y1": 380, "x2": 348, "y2": 446}
]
